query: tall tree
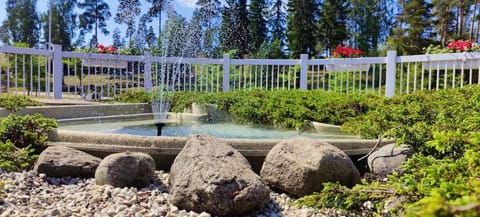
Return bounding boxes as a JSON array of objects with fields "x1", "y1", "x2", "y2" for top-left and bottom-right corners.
[
  {"x1": 112, "y1": 27, "x2": 125, "y2": 48},
  {"x1": 196, "y1": 0, "x2": 222, "y2": 57},
  {"x1": 268, "y1": 0, "x2": 287, "y2": 48},
  {"x1": 132, "y1": 14, "x2": 154, "y2": 53},
  {"x1": 469, "y1": 0, "x2": 478, "y2": 41},
  {"x1": 0, "y1": 0, "x2": 40, "y2": 46},
  {"x1": 220, "y1": 2, "x2": 236, "y2": 53},
  {"x1": 147, "y1": 0, "x2": 171, "y2": 36},
  {"x1": 248, "y1": 0, "x2": 268, "y2": 54},
  {"x1": 77, "y1": 0, "x2": 111, "y2": 48},
  {"x1": 432, "y1": 0, "x2": 455, "y2": 46},
  {"x1": 348, "y1": 0, "x2": 395, "y2": 56},
  {"x1": 115, "y1": 0, "x2": 141, "y2": 43},
  {"x1": 184, "y1": 10, "x2": 203, "y2": 57},
  {"x1": 286, "y1": 0, "x2": 319, "y2": 57},
  {"x1": 44, "y1": 0, "x2": 77, "y2": 50},
  {"x1": 389, "y1": 0, "x2": 433, "y2": 54},
  {"x1": 160, "y1": 9, "x2": 187, "y2": 57},
  {"x1": 317, "y1": 0, "x2": 349, "y2": 56}
]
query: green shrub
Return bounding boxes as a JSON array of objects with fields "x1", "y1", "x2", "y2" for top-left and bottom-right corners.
[
  {"x1": 113, "y1": 89, "x2": 151, "y2": 103},
  {"x1": 342, "y1": 85, "x2": 480, "y2": 156},
  {"x1": 0, "y1": 95, "x2": 43, "y2": 111},
  {"x1": 0, "y1": 140, "x2": 37, "y2": 172},
  {"x1": 0, "y1": 114, "x2": 57, "y2": 153},
  {"x1": 296, "y1": 86, "x2": 480, "y2": 216}
]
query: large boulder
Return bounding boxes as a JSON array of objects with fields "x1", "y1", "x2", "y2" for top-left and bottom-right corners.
[
  {"x1": 368, "y1": 143, "x2": 412, "y2": 176},
  {"x1": 169, "y1": 134, "x2": 270, "y2": 216},
  {"x1": 34, "y1": 146, "x2": 101, "y2": 178},
  {"x1": 95, "y1": 152, "x2": 156, "y2": 188},
  {"x1": 260, "y1": 137, "x2": 361, "y2": 197}
]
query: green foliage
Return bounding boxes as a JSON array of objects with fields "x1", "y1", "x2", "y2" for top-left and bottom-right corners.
[
  {"x1": 0, "y1": 140, "x2": 37, "y2": 172},
  {"x1": 113, "y1": 89, "x2": 152, "y2": 103},
  {"x1": 201, "y1": 89, "x2": 378, "y2": 130},
  {"x1": 295, "y1": 182, "x2": 392, "y2": 213},
  {"x1": 343, "y1": 85, "x2": 480, "y2": 157},
  {"x1": 0, "y1": 114, "x2": 57, "y2": 172},
  {"x1": 0, "y1": 95, "x2": 43, "y2": 111},
  {"x1": 297, "y1": 86, "x2": 480, "y2": 216},
  {"x1": 0, "y1": 114, "x2": 58, "y2": 153}
]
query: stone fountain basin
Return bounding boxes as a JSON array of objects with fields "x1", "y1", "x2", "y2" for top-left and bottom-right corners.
[
  {"x1": 0, "y1": 102, "x2": 395, "y2": 172},
  {"x1": 47, "y1": 129, "x2": 394, "y2": 172}
]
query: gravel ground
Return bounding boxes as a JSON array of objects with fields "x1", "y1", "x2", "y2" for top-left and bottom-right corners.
[{"x1": 0, "y1": 170, "x2": 368, "y2": 217}]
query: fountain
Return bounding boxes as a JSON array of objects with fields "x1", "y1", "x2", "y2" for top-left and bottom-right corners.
[{"x1": 151, "y1": 7, "x2": 205, "y2": 136}]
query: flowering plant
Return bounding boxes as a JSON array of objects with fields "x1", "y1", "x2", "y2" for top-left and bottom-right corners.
[
  {"x1": 447, "y1": 39, "x2": 473, "y2": 52},
  {"x1": 332, "y1": 45, "x2": 363, "y2": 58},
  {"x1": 425, "y1": 39, "x2": 480, "y2": 54},
  {"x1": 96, "y1": 44, "x2": 117, "y2": 54}
]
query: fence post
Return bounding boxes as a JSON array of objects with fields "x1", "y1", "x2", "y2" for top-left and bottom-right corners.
[
  {"x1": 385, "y1": 50, "x2": 397, "y2": 97},
  {"x1": 144, "y1": 51, "x2": 152, "y2": 92},
  {"x1": 52, "y1": 44, "x2": 63, "y2": 99},
  {"x1": 300, "y1": 54, "x2": 308, "y2": 90},
  {"x1": 223, "y1": 54, "x2": 230, "y2": 92}
]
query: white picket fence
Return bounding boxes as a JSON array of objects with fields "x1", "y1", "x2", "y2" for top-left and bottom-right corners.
[{"x1": 0, "y1": 45, "x2": 479, "y2": 100}]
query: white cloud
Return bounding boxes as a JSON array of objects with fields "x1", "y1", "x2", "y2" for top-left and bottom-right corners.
[{"x1": 174, "y1": 0, "x2": 198, "y2": 8}]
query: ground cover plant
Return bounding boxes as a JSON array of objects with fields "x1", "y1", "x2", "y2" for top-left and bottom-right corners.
[
  {"x1": 0, "y1": 114, "x2": 57, "y2": 172},
  {"x1": 0, "y1": 95, "x2": 43, "y2": 111},
  {"x1": 296, "y1": 85, "x2": 480, "y2": 216}
]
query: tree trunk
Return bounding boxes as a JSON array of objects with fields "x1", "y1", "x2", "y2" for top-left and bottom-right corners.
[
  {"x1": 470, "y1": 0, "x2": 477, "y2": 41},
  {"x1": 458, "y1": 0, "x2": 465, "y2": 35}
]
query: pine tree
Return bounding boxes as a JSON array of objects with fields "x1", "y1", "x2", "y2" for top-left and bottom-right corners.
[
  {"x1": 77, "y1": 0, "x2": 111, "y2": 48},
  {"x1": 220, "y1": 2, "x2": 236, "y2": 53},
  {"x1": 220, "y1": 0, "x2": 249, "y2": 57},
  {"x1": 160, "y1": 9, "x2": 187, "y2": 57},
  {"x1": 112, "y1": 28, "x2": 124, "y2": 48},
  {"x1": 44, "y1": 0, "x2": 77, "y2": 50},
  {"x1": 184, "y1": 10, "x2": 203, "y2": 57},
  {"x1": 248, "y1": 0, "x2": 267, "y2": 54},
  {"x1": 0, "y1": 0, "x2": 40, "y2": 46},
  {"x1": 196, "y1": 0, "x2": 221, "y2": 57},
  {"x1": 269, "y1": 0, "x2": 287, "y2": 47},
  {"x1": 147, "y1": 0, "x2": 171, "y2": 35},
  {"x1": 348, "y1": 0, "x2": 395, "y2": 56},
  {"x1": 286, "y1": 0, "x2": 319, "y2": 57},
  {"x1": 388, "y1": 0, "x2": 432, "y2": 54},
  {"x1": 317, "y1": 0, "x2": 349, "y2": 56},
  {"x1": 432, "y1": 0, "x2": 455, "y2": 46},
  {"x1": 115, "y1": 0, "x2": 141, "y2": 43}
]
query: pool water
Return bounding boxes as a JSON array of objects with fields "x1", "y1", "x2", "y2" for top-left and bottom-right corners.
[{"x1": 60, "y1": 120, "x2": 358, "y2": 140}]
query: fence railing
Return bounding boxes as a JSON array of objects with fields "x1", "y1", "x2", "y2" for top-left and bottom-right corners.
[{"x1": 1, "y1": 45, "x2": 480, "y2": 100}]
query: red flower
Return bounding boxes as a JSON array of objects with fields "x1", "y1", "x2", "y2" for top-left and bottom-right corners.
[
  {"x1": 96, "y1": 44, "x2": 117, "y2": 54},
  {"x1": 447, "y1": 40, "x2": 472, "y2": 52},
  {"x1": 333, "y1": 45, "x2": 363, "y2": 58}
]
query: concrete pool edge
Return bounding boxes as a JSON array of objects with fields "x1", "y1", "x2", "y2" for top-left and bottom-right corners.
[{"x1": 47, "y1": 129, "x2": 396, "y2": 172}]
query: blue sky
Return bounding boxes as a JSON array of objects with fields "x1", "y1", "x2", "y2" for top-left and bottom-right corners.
[{"x1": 0, "y1": 0, "x2": 202, "y2": 46}]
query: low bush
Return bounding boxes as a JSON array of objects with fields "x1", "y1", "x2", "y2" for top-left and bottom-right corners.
[
  {"x1": 0, "y1": 114, "x2": 57, "y2": 172},
  {"x1": 296, "y1": 85, "x2": 480, "y2": 216},
  {"x1": 0, "y1": 95, "x2": 43, "y2": 111},
  {"x1": 113, "y1": 89, "x2": 380, "y2": 130}
]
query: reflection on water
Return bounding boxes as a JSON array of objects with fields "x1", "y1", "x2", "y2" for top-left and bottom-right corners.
[{"x1": 60, "y1": 120, "x2": 358, "y2": 139}]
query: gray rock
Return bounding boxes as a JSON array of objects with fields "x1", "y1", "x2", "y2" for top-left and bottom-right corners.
[
  {"x1": 95, "y1": 152, "x2": 155, "y2": 188},
  {"x1": 34, "y1": 146, "x2": 101, "y2": 178},
  {"x1": 368, "y1": 143, "x2": 412, "y2": 176},
  {"x1": 169, "y1": 134, "x2": 270, "y2": 216},
  {"x1": 260, "y1": 137, "x2": 361, "y2": 197}
]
